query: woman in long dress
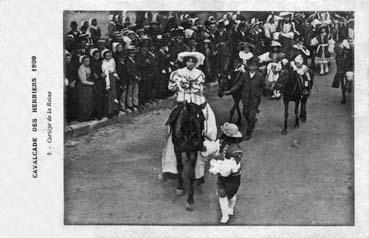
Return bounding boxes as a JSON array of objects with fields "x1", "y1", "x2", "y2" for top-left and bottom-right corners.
[
  {"x1": 76, "y1": 55, "x2": 95, "y2": 121},
  {"x1": 312, "y1": 25, "x2": 333, "y2": 75},
  {"x1": 90, "y1": 48, "x2": 106, "y2": 120},
  {"x1": 161, "y1": 51, "x2": 217, "y2": 182}
]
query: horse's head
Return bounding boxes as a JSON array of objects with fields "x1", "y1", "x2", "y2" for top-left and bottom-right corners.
[
  {"x1": 217, "y1": 72, "x2": 232, "y2": 98},
  {"x1": 173, "y1": 102, "x2": 206, "y2": 152},
  {"x1": 274, "y1": 67, "x2": 291, "y2": 91}
]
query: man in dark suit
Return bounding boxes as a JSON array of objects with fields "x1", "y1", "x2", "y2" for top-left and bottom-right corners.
[
  {"x1": 125, "y1": 46, "x2": 141, "y2": 111},
  {"x1": 146, "y1": 41, "x2": 161, "y2": 102},
  {"x1": 168, "y1": 28, "x2": 188, "y2": 66},
  {"x1": 156, "y1": 39, "x2": 172, "y2": 98},
  {"x1": 224, "y1": 58, "x2": 265, "y2": 140},
  {"x1": 230, "y1": 22, "x2": 248, "y2": 71}
]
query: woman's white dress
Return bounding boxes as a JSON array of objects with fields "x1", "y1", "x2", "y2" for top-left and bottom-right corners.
[{"x1": 161, "y1": 67, "x2": 217, "y2": 179}]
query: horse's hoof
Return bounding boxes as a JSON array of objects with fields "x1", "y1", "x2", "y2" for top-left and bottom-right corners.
[
  {"x1": 281, "y1": 129, "x2": 287, "y2": 135},
  {"x1": 300, "y1": 116, "x2": 306, "y2": 122},
  {"x1": 294, "y1": 124, "x2": 300, "y2": 129},
  {"x1": 186, "y1": 202, "x2": 194, "y2": 211},
  {"x1": 176, "y1": 188, "x2": 185, "y2": 196},
  {"x1": 341, "y1": 99, "x2": 346, "y2": 104}
]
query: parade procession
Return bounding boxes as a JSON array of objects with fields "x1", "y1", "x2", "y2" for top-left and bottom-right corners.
[{"x1": 64, "y1": 11, "x2": 354, "y2": 225}]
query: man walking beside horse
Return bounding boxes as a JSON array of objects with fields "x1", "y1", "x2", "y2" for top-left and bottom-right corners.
[{"x1": 224, "y1": 57, "x2": 265, "y2": 141}]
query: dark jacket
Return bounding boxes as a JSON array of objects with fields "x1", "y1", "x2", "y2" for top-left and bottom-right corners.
[
  {"x1": 145, "y1": 51, "x2": 160, "y2": 77},
  {"x1": 125, "y1": 57, "x2": 140, "y2": 82},
  {"x1": 116, "y1": 57, "x2": 129, "y2": 86},
  {"x1": 157, "y1": 49, "x2": 170, "y2": 73},
  {"x1": 229, "y1": 70, "x2": 265, "y2": 110}
]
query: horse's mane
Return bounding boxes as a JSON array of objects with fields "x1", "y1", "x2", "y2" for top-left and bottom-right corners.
[{"x1": 172, "y1": 102, "x2": 206, "y2": 153}]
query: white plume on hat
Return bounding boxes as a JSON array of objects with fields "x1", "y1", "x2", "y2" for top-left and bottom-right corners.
[{"x1": 177, "y1": 51, "x2": 205, "y2": 68}]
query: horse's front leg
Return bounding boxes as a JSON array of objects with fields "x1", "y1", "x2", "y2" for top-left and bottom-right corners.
[
  {"x1": 281, "y1": 100, "x2": 289, "y2": 135},
  {"x1": 300, "y1": 96, "x2": 307, "y2": 122},
  {"x1": 229, "y1": 105, "x2": 236, "y2": 123},
  {"x1": 341, "y1": 78, "x2": 347, "y2": 104},
  {"x1": 175, "y1": 151, "x2": 185, "y2": 196},
  {"x1": 185, "y1": 152, "x2": 197, "y2": 211},
  {"x1": 294, "y1": 99, "x2": 300, "y2": 128}
]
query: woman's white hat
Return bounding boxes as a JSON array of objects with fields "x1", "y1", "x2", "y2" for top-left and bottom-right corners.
[
  {"x1": 89, "y1": 48, "x2": 99, "y2": 57},
  {"x1": 177, "y1": 51, "x2": 205, "y2": 68},
  {"x1": 271, "y1": 40, "x2": 282, "y2": 47},
  {"x1": 294, "y1": 54, "x2": 304, "y2": 64},
  {"x1": 112, "y1": 42, "x2": 121, "y2": 53},
  {"x1": 101, "y1": 49, "x2": 110, "y2": 58},
  {"x1": 79, "y1": 55, "x2": 88, "y2": 63},
  {"x1": 221, "y1": 122, "x2": 242, "y2": 138},
  {"x1": 80, "y1": 20, "x2": 88, "y2": 27}
]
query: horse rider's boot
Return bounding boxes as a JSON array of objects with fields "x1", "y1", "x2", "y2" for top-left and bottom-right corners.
[
  {"x1": 228, "y1": 195, "x2": 237, "y2": 216},
  {"x1": 219, "y1": 197, "x2": 230, "y2": 224}
]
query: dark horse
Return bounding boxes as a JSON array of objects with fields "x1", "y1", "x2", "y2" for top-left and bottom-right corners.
[
  {"x1": 274, "y1": 65, "x2": 314, "y2": 134},
  {"x1": 167, "y1": 101, "x2": 206, "y2": 211},
  {"x1": 217, "y1": 71, "x2": 243, "y2": 125}
]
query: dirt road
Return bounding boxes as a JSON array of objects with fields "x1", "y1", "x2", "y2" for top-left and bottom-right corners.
[{"x1": 65, "y1": 64, "x2": 353, "y2": 225}]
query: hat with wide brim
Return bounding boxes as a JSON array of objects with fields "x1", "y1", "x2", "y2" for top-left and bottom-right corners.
[
  {"x1": 177, "y1": 51, "x2": 205, "y2": 68},
  {"x1": 221, "y1": 122, "x2": 243, "y2": 138},
  {"x1": 279, "y1": 12, "x2": 294, "y2": 19},
  {"x1": 238, "y1": 41, "x2": 256, "y2": 50},
  {"x1": 271, "y1": 40, "x2": 282, "y2": 47},
  {"x1": 126, "y1": 45, "x2": 137, "y2": 53},
  {"x1": 248, "y1": 57, "x2": 259, "y2": 69}
]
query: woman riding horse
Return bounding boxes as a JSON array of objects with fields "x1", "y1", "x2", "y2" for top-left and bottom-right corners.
[{"x1": 161, "y1": 51, "x2": 217, "y2": 211}]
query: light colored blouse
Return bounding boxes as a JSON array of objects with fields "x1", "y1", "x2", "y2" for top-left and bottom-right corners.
[
  {"x1": 101, "y1": 58, "x2": 118, "y2": 89},
  {"x1": 78, "y1": 64, "x2": 91, "y2": 85},
  {"x1": 169, "y1": 67, "x2": 206, "y2": 105}
]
